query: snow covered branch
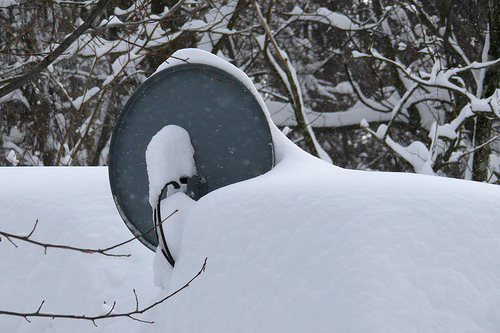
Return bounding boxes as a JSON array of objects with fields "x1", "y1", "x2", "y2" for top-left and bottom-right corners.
[
  {"x1": 0, "y1": 0, "x2": 111, "y2": 99},
  {"x1": 354, "y1": 36, "x2": 500, "y2": 178},
  {"x1": 251, "y1": 0, "x2": 331, "y2": 163},
  {"x1": 1, "y1": 0, "x2": 499, "y2": 180},
  {"x1": 285, "y1": 6, "x2": 377, "y2": 31},
  {"x1": 92, "y1": 0, "x2": 187, "y2": 32},
  {"x1": 353, "y1": 49, "x2": 500, "y2": 105}
]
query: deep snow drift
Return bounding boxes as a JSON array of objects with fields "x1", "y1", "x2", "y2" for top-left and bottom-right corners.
[
  {"x1": 2, "y1": 48, "x2": 500, "y2": 332},
  {"x1": 0, "y1": 167, "x2": 155, "y2": 332},
  {"x1": 2, "y1": 136, "x2": 500, "y2": 332},
  {"x1": 147, "y1": 131, "x2": 500, "y2": 332}
]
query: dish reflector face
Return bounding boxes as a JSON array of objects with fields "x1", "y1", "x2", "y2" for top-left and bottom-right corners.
[{"x1": 109, "y1": 63, "x2": 274, "y2": 249}]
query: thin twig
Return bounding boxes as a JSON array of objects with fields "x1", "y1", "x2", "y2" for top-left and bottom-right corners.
[
  {"x1": 1, "y1": 233, "x2": 18, "y2": 247},
  {"x1": 26, "y1": 219, "x2": 39, "y2": 238},
  {"x1": 133, "y1": 289, "x2": 139, "y2": 311},
  {"x1": 0, "y1": 258, "x2": 208, "y2": 325},
  {"x1": 0, "y1": 210, "x2": 178, "y2": 257},
  {"x1": 458, "y1": 135, "x2": 500, "y2": 159}
]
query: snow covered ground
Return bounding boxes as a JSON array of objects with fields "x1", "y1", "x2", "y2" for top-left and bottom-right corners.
[
  {"x1": 2, "y1": 48, "x2": 500, "y2": 331},
  {"x1": 2, "y1": 132, "x2": 500, "y2": 332},
  {"x1": 0, "y1": 167, "x2": 155, "y2": 332}
]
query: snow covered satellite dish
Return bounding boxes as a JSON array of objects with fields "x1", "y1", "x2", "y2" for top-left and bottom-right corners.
[{"x1": 108, "y1": 49, "x2": 275, "y2": 251}]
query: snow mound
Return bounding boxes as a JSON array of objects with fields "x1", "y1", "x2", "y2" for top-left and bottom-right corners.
[
  {"x1": 2, "y1": 134, "x2": 500, "y2": 332},
  {"x1": 150, "y1": 132, "x2": 500, "y2": 332},
  {"x1": 0, "y1": 167, "x2": 155, "y2": 333},
  {"x1": 146, "y1": 125, "x2": 196, "y2": 206}
]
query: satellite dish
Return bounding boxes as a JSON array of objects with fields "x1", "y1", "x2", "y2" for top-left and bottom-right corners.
[{"x1": 108, "y1": 49, "x2": 275, "y2": 252}]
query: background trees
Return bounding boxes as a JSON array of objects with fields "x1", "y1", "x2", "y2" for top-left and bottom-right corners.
[{"x1": 1, "y1": 0, "x2": 500, "y2": 183}]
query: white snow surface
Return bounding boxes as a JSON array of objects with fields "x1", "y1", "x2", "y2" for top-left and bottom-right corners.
[
  {"x1": 2, "y1": 48, "x2": 500, "y2": 331},
  {"x1": 145, "y1": 125, "x2": 196, "y2": 206},
  {"x1": 0, "y1": 167, "x2": 155, "y2": 332},
  {"x1": 149, "y1": 131, "x2": 500, "y2": 332},
  {"x1": 2, "y1": 133, "x2": 500, "y2": 331}
]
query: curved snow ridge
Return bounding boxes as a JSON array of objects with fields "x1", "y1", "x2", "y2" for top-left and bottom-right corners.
[{"x1": 157, "y1": 155, "x2": 500, "y2": 331}]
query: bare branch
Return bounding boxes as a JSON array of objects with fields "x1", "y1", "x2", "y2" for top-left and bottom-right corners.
[
  {"x1": 0, "y1": 258, "x2": 208, "y2": 325},
  {"x1": 383, "y1": 82, "x2": 420, "y2": 141},
  {"x1": 133, "y1": 289, "x2": 139, "y2": 312},
  {"x1": 251, "y1": 0, "x2": 287, "y2": 66},
  {"x1": 0, "y1": 210, "x2": 178, "y2": 257},
  {"x1": 1, "y1": 233, "x2": 18, "y2": 247},
  {"x1": 458, "y1": 135, "x2": 500, "y2": 159},
  {"x1": 100, "y1": 209, "x2": 178, "y2": 253},
  {"x1": 26, "y1": 219, "x2": 39, "y2": 238},
  {"x1": 345, "y1": 64, "x2": 392, "y2": 113},
  {"x1": 35, "y1": 300, "x2": 44, "y2": 314}
]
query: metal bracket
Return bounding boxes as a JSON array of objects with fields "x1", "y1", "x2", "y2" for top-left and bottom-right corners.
[{"x1": 187, "y1": 175, "x2": 208, "y2": 200}]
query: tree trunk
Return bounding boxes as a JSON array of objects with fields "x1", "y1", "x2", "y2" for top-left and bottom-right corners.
[{"x1": 472, "y1": 0, "x2": 500, "y2": 181}]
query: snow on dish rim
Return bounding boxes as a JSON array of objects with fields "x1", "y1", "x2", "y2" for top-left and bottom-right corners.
[
  {"x1": 154, "y1": 48, "x2": 275, "y2": 126},
  {"x1": 154, "y1": 48, "x2": 311, "y2": 164},
  {"x1": 155, "y1": 48, "x2": 306, "y2": 165},
  {"x1": 145, "y1": 125, "x2": 197, "y2": 207}
]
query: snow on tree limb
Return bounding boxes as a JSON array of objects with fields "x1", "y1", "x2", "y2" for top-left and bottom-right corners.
[
  {"x1": 0, "y1": 0, "x2": 111, "y2": 99},
  {"x1": 286, "y1": 6, "x2": 377, "y2": 30}
]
